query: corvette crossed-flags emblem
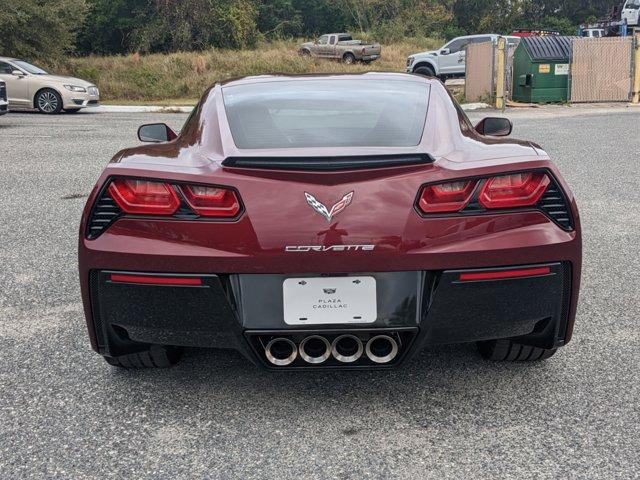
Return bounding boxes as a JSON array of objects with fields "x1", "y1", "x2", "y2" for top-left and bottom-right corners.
[{"x1": 304, "y1": 191, "x2": 354, "y2": 222}]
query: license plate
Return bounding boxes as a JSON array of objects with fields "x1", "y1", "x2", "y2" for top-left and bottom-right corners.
[{"x1": 283, "y1": 276, "x2": 377, "y2": 325}]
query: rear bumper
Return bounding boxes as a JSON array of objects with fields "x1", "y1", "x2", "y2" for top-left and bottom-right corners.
[{"x1": 85, "y1": 262, "x2": 575, "y2": 368}]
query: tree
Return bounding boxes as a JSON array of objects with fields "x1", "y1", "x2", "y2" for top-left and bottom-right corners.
[
  {"x1": 77, "y1": 0, "x2": 150, "y2": 55},
  {"x1": 256, "y1": 0, "x2": 303, "y2": 37},
  {"x1": 133, "y1": 0, "x2": 259, "y2": 52},
  {"x1": 0, "y1": 0, "x2": 87, "y2": 59}
]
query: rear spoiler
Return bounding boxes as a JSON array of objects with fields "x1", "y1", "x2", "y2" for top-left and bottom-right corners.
[{"x1": 221, "y1": 153, "x2": 434, "y2": 171}]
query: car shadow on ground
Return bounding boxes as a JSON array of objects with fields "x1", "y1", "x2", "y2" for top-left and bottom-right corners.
[{"x1": 99, "y1": 343, "x2": 560, "y2": 422}]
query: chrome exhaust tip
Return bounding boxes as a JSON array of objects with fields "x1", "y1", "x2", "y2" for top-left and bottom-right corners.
[
  {"x1": 331, "y1": 334, "x2": 364, "y2": 363},
  {"x1": 365, "y1": 335, "x2": 399, "y2": 364},
  {"x1": 299, "y1": 335, "x2": 331, "y2": 364},
  {"x1": 265, "y1": 338, "x2": 297, "y2": 366}
]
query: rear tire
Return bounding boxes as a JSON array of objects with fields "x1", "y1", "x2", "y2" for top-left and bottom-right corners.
[
  {"x1": 103, "y1": 345, "x2": 182, "y2": 368},
  {"x1": 35, "y1": 88, "x2": 63, "y2": 114},
  {"x1": 414, "y1": 65, "x2": 436, "y2": 77},
  {"x1": 343, "y1": 53, "x2": 356, "y2": 64},
  {"x1": 477, "y1": 339, "x2": 557, "y2": 362}
]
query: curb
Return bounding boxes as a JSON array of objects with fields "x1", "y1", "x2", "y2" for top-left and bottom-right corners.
[
  {"x1": 93, "y1": 105, "x2": 195, "y2": 113},
  {"x1": 460, "y1": 102, "x2": 491, "y2": 111}
]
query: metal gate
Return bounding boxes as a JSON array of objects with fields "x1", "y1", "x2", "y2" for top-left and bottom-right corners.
[
  {"x1": 570, "y1": 37, "x2": 633, "y2": 102},
  {"x1": 465, "y1": 41, "x2": 494, "y2": 103}
]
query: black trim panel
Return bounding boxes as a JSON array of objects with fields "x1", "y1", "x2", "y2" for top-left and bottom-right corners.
[{"x1": 222, "y1": 154, "x2": 434, "y2": 171}]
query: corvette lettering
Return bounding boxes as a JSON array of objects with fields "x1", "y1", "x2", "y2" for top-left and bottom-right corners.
[{"x1": 285, "y1": 245, "x2": 375, "y2": 252}]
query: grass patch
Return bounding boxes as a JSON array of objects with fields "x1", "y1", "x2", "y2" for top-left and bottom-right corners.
[{"x1": 47, "y1": 37, "x2": 443, "y2": 103}]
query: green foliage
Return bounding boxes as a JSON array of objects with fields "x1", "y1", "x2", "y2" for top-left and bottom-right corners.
[
  {"x1": 0, "y1": 0, "x2": 87, "y2": 60},
  {"x1": 256, "y1": 0, "x2": 303, "y2": 37},
  {"x1": 0, "y1": 0, "x2": 624, "y2": 58},
  {"x1": 452, "y1": 0, "x2": 616, "y2": 36},
  {"x1": 132, "y1": 0, "x2": 259, "y2": 52},
  {"x1": 77, "y1": 0, "x2": 150, "y2": 55}
]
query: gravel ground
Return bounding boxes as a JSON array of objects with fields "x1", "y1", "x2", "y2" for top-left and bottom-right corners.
[{"x1": 0, "y1": 107, "x2": 638, "y2": 479}]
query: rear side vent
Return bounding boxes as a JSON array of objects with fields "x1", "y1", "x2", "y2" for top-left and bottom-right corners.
[
  {"x1": 537, "y1": 179, "x2": 573, "y2": 230},
  {"x1": 87, "y1": 190, "x2": 122, "y2": 239}
]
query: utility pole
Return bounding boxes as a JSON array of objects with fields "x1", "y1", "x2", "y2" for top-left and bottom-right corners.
[
  {"x1": 495, "y1": 37, "x2": 507, "y2": 109},
  {"x1": 632, "y1": 32, "x2": 640, "y2": 104}
]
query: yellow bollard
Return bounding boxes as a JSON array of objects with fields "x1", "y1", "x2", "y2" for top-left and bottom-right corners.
[
  {"x1": 495, "y1": 37, "x2": 506, "y2": 110},
  {"x1": 632, "y1": 33, "x2": 640, "y2": 104}
]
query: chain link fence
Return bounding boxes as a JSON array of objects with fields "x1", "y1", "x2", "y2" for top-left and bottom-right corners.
[
  {"x1": 464, "y1": 34, "x2": 640, "y2": 106},
  {"x1": 570, "y1": 37, "x2": 634, "y2": 102}
]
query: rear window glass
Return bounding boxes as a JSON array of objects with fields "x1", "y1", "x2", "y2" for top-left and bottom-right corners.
[{"x1": 222, "y1": 79, "x2": 429, "y2": 149}]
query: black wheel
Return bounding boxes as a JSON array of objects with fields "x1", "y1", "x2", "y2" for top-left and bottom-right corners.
[
  {"x1": 103, "y1": 345, "x2": 182, "y2": 368},
  {"x1": 477, "y1": 339, "x2": 557, "y2": 362},
  {"x1": 414, "y1": 66, "x2": 436, "y2": 77},
  {"x1": 299, "y1": 49, "x2": 311, "y2": 58},
  {"x1": 35, "y1": 88, "x2": 63, "y2": 114},
  {"x1": 343, "y1": 53, "x2": 356, "y2": 64}
]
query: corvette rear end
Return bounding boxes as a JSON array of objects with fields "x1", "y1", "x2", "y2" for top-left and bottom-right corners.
[{"x1": 78, "y1": 73, "x2": 581, "y2": 369}]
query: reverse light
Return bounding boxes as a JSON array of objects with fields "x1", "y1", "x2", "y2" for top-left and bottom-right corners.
[
  {"x1": 478, "y1": 172, "x2": 550, "y2": 209},
  {"x1": 108, "y1": 179, "x2": 180, "y2": 215},
  {"x1": 180, "y1": 185, "x2": 240, "y2": 217},
  {"x1": 418, "y1": 180, "x2": 477, "y2": 213}
]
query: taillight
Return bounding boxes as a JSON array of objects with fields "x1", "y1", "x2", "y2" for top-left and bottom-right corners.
[
  {"x1": 180, "y1": 185, "x2": 240, "y2": 217},
  {"x1": 108, "y1": 179, "x2": 180, "y2": 215},
  {"x1": 418, "y1": 180, "x2": 477, "y2": 213},
  {"x1": 414, "y1": 171, "x2": 572, "y2": 230},
  {"x1": 478, "y1": 172, "x2": 550, "y2": 209}
]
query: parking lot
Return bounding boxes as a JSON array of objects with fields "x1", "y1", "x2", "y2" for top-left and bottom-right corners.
[{"x1": 1, "y1": 107, "x2": 639, "y2": 479}]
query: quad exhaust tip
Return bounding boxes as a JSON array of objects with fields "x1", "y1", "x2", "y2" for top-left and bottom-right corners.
[
  {"x1": 299, "y1": 335, "x2": 331, "y2": 364},
  {"x1": 265, "y1": 338, "x2": 298, "y2": 366},
  {"x1": 365, "y1": 335, "x2": 399, "y2": 364},
  {"x1": 264, "y1": 333, "x2": 400, "y2": 367},
  {"x1": 331, "y1": 334, "x2": 364, "y2": 363}
]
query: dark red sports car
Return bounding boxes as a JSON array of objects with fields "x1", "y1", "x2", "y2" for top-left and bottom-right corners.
[{"x1": 79, "y1": 73, "x2": 581, "y2": 369}]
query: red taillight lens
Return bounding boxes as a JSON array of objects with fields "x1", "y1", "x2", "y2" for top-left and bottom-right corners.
[
  {"x1": 108, "y1": 179, "x2": 180, "y2": 215},
  {"x1": 459, "y1": 266, "x2": 551, "y2": 282},
  {"x1": 478, "y1": 172, "x2": 550, "y2": 209},
  {"x1": 110, "y1": 274, "x2": 202, "y2": 286},
  {"x1": 180, "y1": 184, "x2": 240, "y2": 217},
  {"x1": 418, "y1": 180, "x2": 477, "y2": 213}
]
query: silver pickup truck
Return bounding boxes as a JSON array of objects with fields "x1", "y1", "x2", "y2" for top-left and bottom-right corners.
[{"x1": 299, "y1": 33, "x2": 381, "y2": 64}]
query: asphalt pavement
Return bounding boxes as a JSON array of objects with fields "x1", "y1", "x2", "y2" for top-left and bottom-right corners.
[{"x1": 0, "y1": 106, "x2": 638, "y2": 479}]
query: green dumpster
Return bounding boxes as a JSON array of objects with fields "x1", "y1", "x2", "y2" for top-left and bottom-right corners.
[{"x1": 512, "y1": 36, "x2": 575, "y2": 103}]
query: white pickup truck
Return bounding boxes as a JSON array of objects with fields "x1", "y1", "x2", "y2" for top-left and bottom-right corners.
[
  {"x1": 406, "y1": 34, "x2": 519, "y2": 79},
  {"x1": 622, "y1": 0, "x2": 640, "y2": 26}
]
